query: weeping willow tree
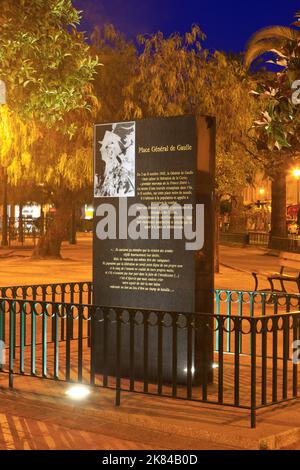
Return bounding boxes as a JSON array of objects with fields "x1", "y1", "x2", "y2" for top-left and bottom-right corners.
[
  {"x1": 0, "y1": 0, "x2": 99, "y2": 256},
  {"x1": 124, "y1": 26, "x2": 260, "y2": 270},
  {"x1": 0, "y1": 105, "x2": 39, "y2": 244},
  {"x1": 90, "y1": 24, "x2": 138, "y2": 124},
  {"x1": 0, "y1": 106, "x2": 38, "y2": 178},
  {"x1": 27, "y1": 107, "x2": 96, "y2": 258},
  {"x1": 125, "y1": 26, "x2": 259, "y2": 197},
  {"x1": 0, "y1": 111, "x2": 95, "y2": 257}
]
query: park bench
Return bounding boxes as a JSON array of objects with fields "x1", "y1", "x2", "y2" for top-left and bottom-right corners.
[{"x1": 252, "y1": 251, "x2": 300, "y2": 293}]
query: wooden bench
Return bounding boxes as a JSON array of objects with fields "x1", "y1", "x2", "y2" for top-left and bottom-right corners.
[{"x1": 252, "y1": 251, "x2": 300, "y2": 293}]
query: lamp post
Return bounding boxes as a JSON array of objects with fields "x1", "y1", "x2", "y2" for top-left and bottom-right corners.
[
  {"x1": 0, "y1": 80, "x2": 8, "y2": 247},
  {"x1": 293, "y1": 168, "x2": 300, "y2": 206}
]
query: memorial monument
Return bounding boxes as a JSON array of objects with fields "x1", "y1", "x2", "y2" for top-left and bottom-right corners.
[{"x1": 93, "y1": 115, "x2": 215, "y2": 384}]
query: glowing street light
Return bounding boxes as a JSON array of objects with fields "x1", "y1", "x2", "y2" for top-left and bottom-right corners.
[
  {"x1": 293, "y1": 168, "x2": 300, "y2": 205},
  {"x1": 259, "y1": 188, "x2": 265, "y2": 196},
  {"x1": 293, "y1": 168, "x2": 300, "y2": 179}
]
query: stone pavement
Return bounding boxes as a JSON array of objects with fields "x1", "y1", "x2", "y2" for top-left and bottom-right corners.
[
  {"x1": 0, "y1": 384, "x2": 233, "y2": 450},
  {"x1": 0, "y1": 405, "x2": 155, "y2": 450},
  {"x1": 1, "y1": 375, "x2": 300, "y2": 450},
  {"x1": 219, "y1": 244, "x2": 279, "y2": 275},
  {"x1": 219, "y1": 244, "x2": 299, "y2": 293},
  {"x1": 0, "y1": 234, "x2": 92, "y2": 287}
]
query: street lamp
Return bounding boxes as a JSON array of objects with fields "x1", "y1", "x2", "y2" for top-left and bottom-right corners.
[
  {"x1": 0, "y1": 80, "x2": 8, "y2": 247},
  {"x1": 293, "y1": 168, "x2": 300, "y2": 205}
]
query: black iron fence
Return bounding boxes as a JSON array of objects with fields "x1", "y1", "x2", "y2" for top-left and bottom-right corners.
[
  {"x1": 220, "y1": 232, "x2": 249, "y2": 245},
  {"x1": 0, "y1": 282, "x2": 93, "y2": 305},
  {"x1": 220, "y1": 232, "x2": 300, "y2": 253},
  {"x1": 3, "y1": 216, "x2": 52, "y2": 246},
  {"x1": 269, "y1": 236, "x2": 300, "y2": 253},
  {"x1": 248, "y1": 232, "x2": 269, "y2": 247},
  {"x1": 0, "y1": 282, "x2": 300, "y2": 428},
  {"x1": 1, "y1": 215, "x2": 91, "y2": 247}
]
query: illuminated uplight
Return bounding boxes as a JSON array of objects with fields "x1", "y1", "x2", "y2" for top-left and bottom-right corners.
[
  {"x1": 259, "y1": 188, "x2": 265, "y2": 196},
  {"x1": 65, "y1": 384, "x2": 91, "y2": 400}
]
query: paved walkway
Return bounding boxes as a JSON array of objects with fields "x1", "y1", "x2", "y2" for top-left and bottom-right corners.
[
  {"x1": 218, "y1": 244, "x2": 300, "y2": 293},
  {"x1": 220, "y1": 245, "x2": 279, "y2": 274},
  {"x1": 0, "y1": 385, "x2": 232, "y2": 450},
  {"x1": 0, "y1": 409, "x2": 155, "y2": 450},
  {"x1": 1, "y1": 375, "x2": 300, "y2": 450},
  {"x1": 0, "y1": 235, "x2": 92, "y2": 286},
  {"x1": 0, "y1": 236, "x2": 283, "y2": 292}
]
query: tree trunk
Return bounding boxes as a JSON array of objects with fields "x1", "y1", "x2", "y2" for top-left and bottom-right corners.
[
  {"x1": 69, "y1": 205, "x2": 77, "y2": 245},
  {"x1": 18, "y1": 204, "x2": 24, "y2": 244},
  {"x1": 269, "y1": 169, "x2": 287, "y2": 248},
  {"x1": 1, "y1": 167, "x2": 8, "y2": 247},
  {"x1": 40, "y1": 205, "x2": 45, "y2": 236},
  {"x1": 32, "y1": 200, "x2": 72, "y2": 259},
  {"x1": 228, "y1": 192, "x2": 246, "y2": 234}
]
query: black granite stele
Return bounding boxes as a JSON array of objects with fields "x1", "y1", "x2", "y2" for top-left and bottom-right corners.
[{"x1": 93, "y1": 115, "x2": 215, "y2": 384}]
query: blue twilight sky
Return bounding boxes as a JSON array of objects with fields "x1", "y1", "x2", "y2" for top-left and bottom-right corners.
[{"x1": 73, "y1": 0, "x2": 300, "y2": 52}]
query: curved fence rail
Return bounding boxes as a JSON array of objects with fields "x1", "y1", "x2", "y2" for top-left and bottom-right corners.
[
  {"x1": 0, "y1": 282, "x2": 93, "y2": 305},
  {"x1": 1, "y1": 282, "x2": 299, "y2": 315},
  {"x1": 0, "y1": 283, "x2": 299, "y2": 359}
]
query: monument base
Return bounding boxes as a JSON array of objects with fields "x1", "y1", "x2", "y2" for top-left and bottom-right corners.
[{"x1": 94, "y1": 311, "x2": 214, "y2": 386}]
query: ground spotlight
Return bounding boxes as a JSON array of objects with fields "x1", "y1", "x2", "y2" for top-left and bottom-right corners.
[{"x1": 65, "y1": 384, "x2": 91, "y2": 400}]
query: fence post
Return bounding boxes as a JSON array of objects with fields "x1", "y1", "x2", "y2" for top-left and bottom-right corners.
[
  {"x1": 20, "y1": 302, "x2": 25, "y2": 374},
  {"x1": 0, "y1": 300, "x2": 4, "y2": 346},
  {"x1": 9, "y1": 301, "x2": 16, "y2": 388},
  {"x1": 54, "y1": 306, "x2": 59, "y2": 380},
  {"x1": 115, "y1": 310, "x2": 121, "y2": 407},
  {"x1": 250, "y1": 318, "x2": 257, "y2": 428},
  {"x1": 0, "y1": 300, "x2": 5, "y2": 373},
  {"x1": 42, "y1": 306, "x2": 47, "y2": 378},
  {"x1": 90, "y1": 307, "x2": 96, "y2": 386}
]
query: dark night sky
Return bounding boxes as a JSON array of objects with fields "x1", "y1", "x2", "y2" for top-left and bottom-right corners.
[{"x1": 73, "y1": 0, "x2": 300, "y2": 52}]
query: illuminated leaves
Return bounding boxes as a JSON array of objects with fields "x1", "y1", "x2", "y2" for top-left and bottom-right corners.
[
  {"x1": 0, "y1": 105, "x2": 38, "y2": 182},
  {"x1": 0, "y1": 0, "x2": 99, "y2": 124}
]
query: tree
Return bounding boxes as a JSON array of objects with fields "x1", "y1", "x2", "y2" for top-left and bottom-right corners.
[
  {"x1": 0, "y1": 0, "x2": 98, "y2": 124},
  {"x1": 32, "y1": 24, "x2": 138, "y2": 257},
  {"x1": 244, "y1": 12, "x2": 300, "y2": 245},
  {"x1": 90, "y1": 24, "x2": 138, "y2": 124},
  {"x1": 0, "y1": 0, "x2": 99, "y2": 257},
  {"x1": 124, "y1": 26, "x2": 259, "y2": 270},
  {"x1": 0, "y1": 105, "x2": 38, "y2": 245},
  {"x1": 0, "y1": 106, "x2": 38, "y2": 180},
  {"x1": 28, "y1": 108, "x2": 96, "y2": 258}
]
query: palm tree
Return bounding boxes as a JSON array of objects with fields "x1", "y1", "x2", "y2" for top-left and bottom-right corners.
[
  {"x1": 244, "y1": 13, "x2": 300, "y2": 246},
  {"x1": 244, "y1": 14, "x2": 300, "y2": 70}
]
